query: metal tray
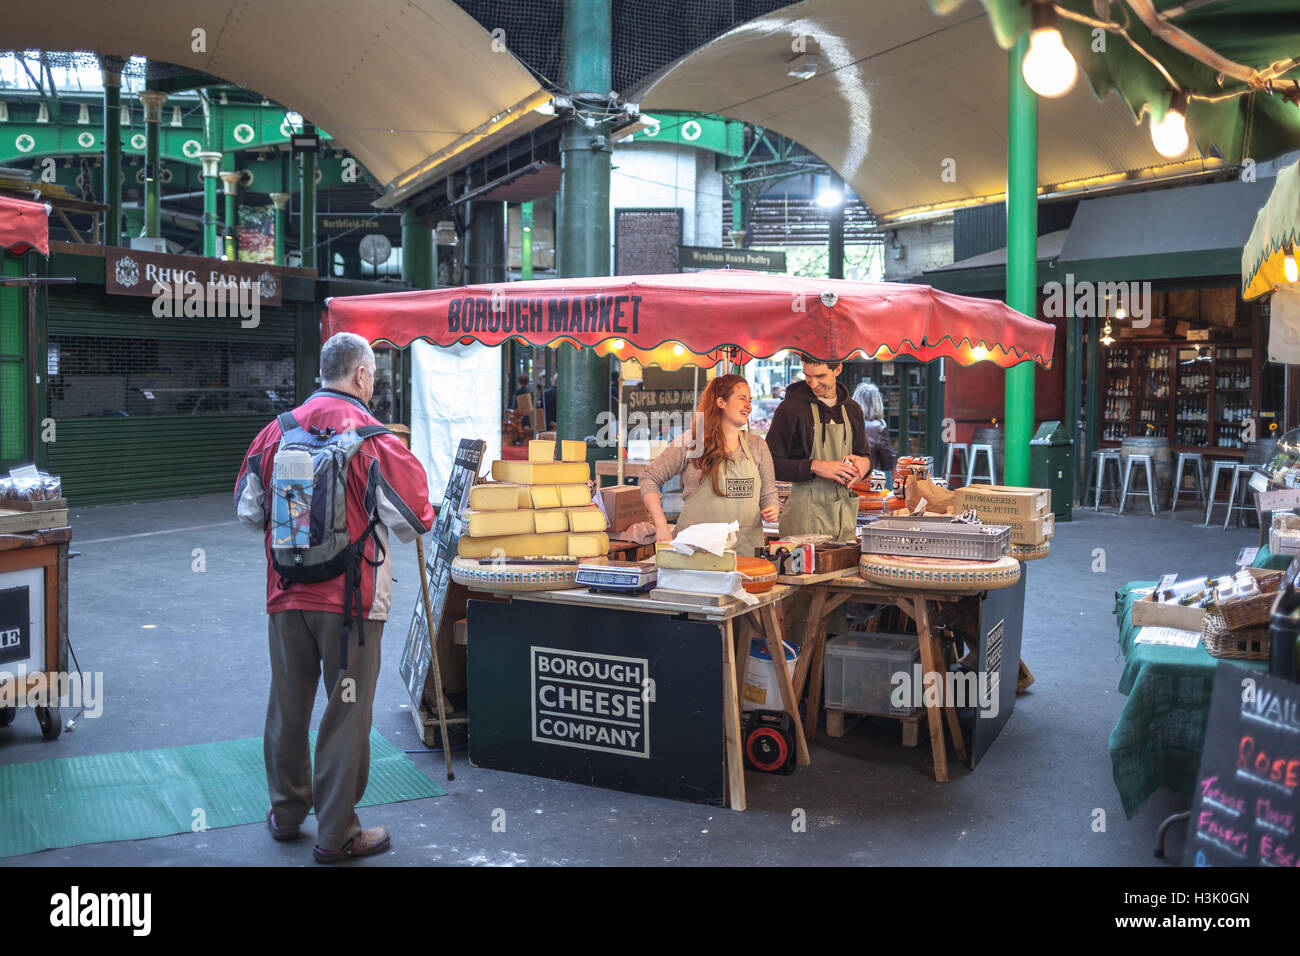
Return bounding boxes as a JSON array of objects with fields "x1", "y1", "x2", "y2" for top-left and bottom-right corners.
[{"x1": 860, "y1": 515, "x2": 1010, "y2": 561}]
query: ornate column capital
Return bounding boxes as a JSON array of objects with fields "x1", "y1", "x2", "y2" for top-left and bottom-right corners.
[
  {"x1": 139, "y1": 90, "x2": 168, "y2": 124},
  {"x1": 269, "y1": 192, "x2": 290, "y2": 211},
  {"x1": 198, "y1": 152, "x2": 222, "y2": 178},
  {"x1": 218, "y1": 170, "x2": 242, "y2": 195}
]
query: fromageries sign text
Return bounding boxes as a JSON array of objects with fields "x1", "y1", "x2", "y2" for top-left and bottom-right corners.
[
  {"x1": 106, "y1": 248, "x2": 283, "y2": 306},
  {"x1": 448, "y1": 294, "x2": 643, "y2": 335}
]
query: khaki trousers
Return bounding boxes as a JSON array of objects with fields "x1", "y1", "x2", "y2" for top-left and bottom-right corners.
[{"x1": 265, "y1": 610, "x2": 383, "y2": 851}]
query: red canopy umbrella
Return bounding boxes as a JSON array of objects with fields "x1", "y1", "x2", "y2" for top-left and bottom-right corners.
[
  {"x1": 325, "y1": 270, "x2": 1054, "y2": 370},
  {"x1": 0, "y1": 195, "x2": 50, "y2": 257}
]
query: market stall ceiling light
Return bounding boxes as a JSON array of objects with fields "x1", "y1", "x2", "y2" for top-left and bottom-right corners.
[
  {"x1": 1286, "y1": 244, "x2": 1299, "y2": 284},
  {"x1": 1150, "y1": 95, "x2": 1190, "y2": 158},
  {"x1": 1021, "y1": 4, "x2": 1077, "y2": 98},
  {"x1": 14, "y1": 0, "x2": 549, "y2": 198}
]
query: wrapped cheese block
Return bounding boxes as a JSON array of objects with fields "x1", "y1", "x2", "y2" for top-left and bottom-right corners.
[
  {"x1": 457, "y1": 531, "x2": 572, "y2": 559},
  {"x1": 655, "y1": 543, "x2": 738, "y2": 571},
  {"x1": 528, "y1": 439, "x2": 588, "y2": 463},
  {"x1": 492, "y1": 460, "x2": 590, "y2": 485},
  {"x1": 558, "y1": 484, "x2": 592, "y2": 507},
  {"x1": 533, "y1": 509, "x2": 570, "y2": 534},
  {"x1": 465, "y1": 509, "x2": 535, "y2": 537},
  {"x1": 566, "y1": 532, "x2": 610, "y2": 558},
  {"x1": 468, "y1": 482, "x2": 521, "y2": 511},
  {"x1": 566, "y1": 506, "x2": 608, "y2": 533}
]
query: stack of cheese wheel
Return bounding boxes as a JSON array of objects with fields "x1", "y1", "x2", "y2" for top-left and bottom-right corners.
[
  {"x1": 736, "y1": 555, "x2": 778, "y2": 593},
  {"x1": 451, "y1": 439, "x2": 609, "y2": 591},
  {"x1": 859, "y1": 552, "x2": 1021, "y2": 591},
  {"x1": 852, "y1": 479, "x2": 888, "y2": 514}
]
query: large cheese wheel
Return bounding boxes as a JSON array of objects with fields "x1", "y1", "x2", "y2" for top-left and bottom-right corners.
[
  {"x1": 1008, "y1": 541, "x2": 1050, "y2": 562},
  {"x1": 450, "y1": 555, "x2": 582, "y2": 591},
  {"x1": 858, "y1": 553, "x2": 1021, "y2": 591},
  {"x1": 737, "y1": 555, "x2": 778, "y2": 593}
]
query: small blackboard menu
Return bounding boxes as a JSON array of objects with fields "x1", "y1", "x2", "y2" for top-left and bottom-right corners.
[
  {"x1": 1184, "y1": 663, "x2": 1300, "y2": 867},
  {"x1": 614, "y1": 208, "x2": 683, "y2": 276},
  {"x1": 399, "y1": 438, "x2": 485, "y2": 708}
]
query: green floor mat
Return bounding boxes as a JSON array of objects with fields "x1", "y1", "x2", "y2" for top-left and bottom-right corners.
[{"x1": 0, "y1": 728, "x2": 446, "y2": 858}]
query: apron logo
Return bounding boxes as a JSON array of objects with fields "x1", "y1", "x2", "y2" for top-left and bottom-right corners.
[{"x1": 725, "y1": 477, "x2": 755, "y2": 498}]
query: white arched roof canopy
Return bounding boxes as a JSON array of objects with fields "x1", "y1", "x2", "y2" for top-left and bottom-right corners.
[
  {"x1": 13, "y1": 0, "x2": 551, "y2": 202},
  {"x1": 639, "y1": 0, "x2": 1225, "y2": 222}
]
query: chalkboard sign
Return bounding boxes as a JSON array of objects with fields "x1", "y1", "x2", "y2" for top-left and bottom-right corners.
[
  {"x1": 614, "y1": 208, "x2": 683, "y2": 276},
  {"x1": 1183, "y1": 663, "x2": 1300, "y2": 867},
  {"x1": 399, "y1": 438, "x2": 485, "y2": 708},
  {"x1": 624, "y1": 366, "x2": 700, "y2": 440}
]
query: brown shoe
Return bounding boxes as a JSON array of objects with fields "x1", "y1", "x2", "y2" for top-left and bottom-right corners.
[
  {"x1": 267, "y1": 809, "x2": 300, "y2": 842},
  {"x1": 313, "y1": 826, "x2": 390, "y2": 863}
]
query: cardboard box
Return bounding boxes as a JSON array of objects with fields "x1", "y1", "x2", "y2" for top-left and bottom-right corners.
[
  {"x1": 1130, "y1": 591, "x2": 1206, "y2": 631},
  {"x1": 954, "y1": 485, "x2": 1051, "y2": 521},
  {"x1": 1001, "y1": 511, "x2": 1055, "y2": 545},
  {"x1": 600, "y1": 484, "x2": 649, "y2": 533}
]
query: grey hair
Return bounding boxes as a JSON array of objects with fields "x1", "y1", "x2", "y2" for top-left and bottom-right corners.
[
  {"x1": 320, "y1": 332, "x2": 374, "y2": 385},
  {"x1": 852, "y1": 380, "x2": 884, "y2": 422}
]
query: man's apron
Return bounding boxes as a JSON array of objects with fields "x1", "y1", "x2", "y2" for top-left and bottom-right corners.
[
  {"x1": 675, "y1": 437, "x2": 764, "y2": 556},
  {"x1": 779, "y1": 401, "x2": 858, "y2": 544}
]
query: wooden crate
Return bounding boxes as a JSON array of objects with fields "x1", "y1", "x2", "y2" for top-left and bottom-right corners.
[{"x1": 0, "y1": 508, "x2": 69, "y2": 534}]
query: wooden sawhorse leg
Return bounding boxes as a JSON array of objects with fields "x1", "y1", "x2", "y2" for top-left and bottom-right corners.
[
  {"x1": 905, "y1": 597, "x2": 967, "y2": 781},
  {"x1": 720, "y1": 619, "x2": 746, "y2": 810},
  {"x1": 799, "y1": 591, "x2": 854, "y2": 743}
]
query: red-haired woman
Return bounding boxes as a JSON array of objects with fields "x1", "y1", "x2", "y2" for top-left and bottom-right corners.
[{"x1": 639, "y1": 374, "x2": 779, "y2": 556}]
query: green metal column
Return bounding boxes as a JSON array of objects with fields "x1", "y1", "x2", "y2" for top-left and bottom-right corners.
[
  {"x1": 521, "y1": 201, "x2": 534, "y2": 281},
  {"x1": 1065, "y1": 310, "x2": 1081, "y2": 504},
  {"x1": 101, "y1": 63, "x2": 122, "y2": 246},
  {"x1": 401, "y1": 207, "x2": 434, "y2": 289},
  {"x1": 300, "y1": 124, "x2": 317, "y2": 273},
  {"x1": 141, "y1": 89, "x2": 167, "y2": 239},
  {"x1": 557, "y1": 0, "x2": 613, "y2": 445},
  {"x1": 199, "y1": 152, "x2": 221, "y2": 258},
  {"x1": 926, "y1": 360, "x2": 944, "y2": 457},
  {"x1": 827, "y1": 171, "x2": 844, "y2": 280},
  {"x1": 731, "y1": 182, "x2": 744, "y2": 245},
  {"x1": 219, "y1": 169, "x2": 239, "y2": 260},
  {"x1": 1004, "y1": 33, "x2": 1038, "y2": 487},
  {"x1": 270, "y1": 193, "x2": 289, "y2": 265},
  {"x1": 467, "y1": 201, "x2": 505, "y2": 284}
]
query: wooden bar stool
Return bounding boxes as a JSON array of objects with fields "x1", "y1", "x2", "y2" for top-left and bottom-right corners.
[
  {"x1": 1203, "y1": 460, "x2": 1238, "y2": 526},
  {"x1": 1224, "y1": 463, "x2": 1257, "y2": 530},
  {"x1": 943, "y1": 443, "x2": 969, "y2": 487},
  {"x1": 966, "y1": 443, "x2": 996, "y2": 486},
  {"x1": 1120, "y1": 453, "x2": 1158, "y2": 516},
  {"x1": 1084, "y1": 449, "x2": 1122, "y2": 510},
  {"x1": 1170, "y1": 452, "x2": 1205, "y2": 514}
]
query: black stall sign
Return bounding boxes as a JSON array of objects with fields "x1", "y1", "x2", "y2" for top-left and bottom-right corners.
[
  {"x1": 1184, "y1": 664, "x2": 1300, "y2": 867},
  {"x1": 531, "y1": 647, "x2": 650, "y2": 758},
  {"x1": 0, "y1": 585, "x2": 31, "y2": 667}
]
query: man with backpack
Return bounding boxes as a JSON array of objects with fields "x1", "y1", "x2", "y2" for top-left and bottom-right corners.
[{"x1": 235, "y1": 332, "x2": 434, "y2": 863}]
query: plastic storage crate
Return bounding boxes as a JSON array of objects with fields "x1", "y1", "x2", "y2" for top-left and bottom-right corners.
[
  {"x1": 860, "y1": 515, "x2": 1010, "y2": 561},
  {"x1": 823, "y1": 633, "x2": 920, "y2": 716}
]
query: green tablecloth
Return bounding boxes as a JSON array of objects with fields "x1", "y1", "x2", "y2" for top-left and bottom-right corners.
[
  {"x1": 1108, "y1": 583, "x2": 1266, "y2": 818},
  {"x1": 1252, "y1": 544, "x2": 1294, "y2": 572}
]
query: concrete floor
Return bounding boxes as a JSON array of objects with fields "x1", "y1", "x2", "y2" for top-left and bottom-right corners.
[{"x1": 0, "y1": 492, "x2": 1262, "y2": 866}]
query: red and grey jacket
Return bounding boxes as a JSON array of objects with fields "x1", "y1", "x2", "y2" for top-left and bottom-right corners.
[{"x1": 234, "y1": 389, "x2": 434, "y2": 620}]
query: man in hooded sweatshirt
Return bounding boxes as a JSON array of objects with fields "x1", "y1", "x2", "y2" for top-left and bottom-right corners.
[{"x1": 765, "y1": 356, "x2": 873, "y2": 543}]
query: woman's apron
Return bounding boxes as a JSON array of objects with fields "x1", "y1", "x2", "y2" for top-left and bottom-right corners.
[
  {"x1": 675, "y1": 437, "x2": 765, "y2": 556},
  {"x1": 779, "y1": 401, "x2": 859, "y2": 544}
]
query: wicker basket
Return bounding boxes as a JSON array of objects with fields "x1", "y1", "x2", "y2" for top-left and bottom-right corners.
[
  {"x1": 1201, "y1": 611, "x2": 1270, "y2": 661},
  {"x1": 1216, "y1": 568, "x2": 1285, "y2": 631}
]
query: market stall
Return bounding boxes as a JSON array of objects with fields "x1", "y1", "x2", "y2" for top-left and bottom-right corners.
[{"x1": 325, "y1": 271, "x2": 1056, "y2": 807}]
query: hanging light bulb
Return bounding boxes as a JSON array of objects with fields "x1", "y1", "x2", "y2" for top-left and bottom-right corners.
[
  {"x1": 1021, "y1": 2, "x2": 1078, "y2": 98},
  {"x1": 1101, "y1": 320, "x2": 1115, "y2": 346},
  {"x1": 1151, "y1": 91, "x2": 1190, "y2": 158},
  {"x1": 1286, "y1": 244, "x2": 1299, "y2": 283}
]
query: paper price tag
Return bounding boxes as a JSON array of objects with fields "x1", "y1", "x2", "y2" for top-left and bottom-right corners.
[
  {"x1": 1156, "y1": 573, "x2": 1178, "y2": 591},
  {"x1": 1259, "y1": 487, "x2": 1300, "y2": 512},
  {"x1": 1250, "y1": 471, "x2": 1269, "y2": 493},
  {"x1": 8, "y1": 463, "x2": 39, "y2": 482},
  {"x1": 1237, "y1": 547, "x2": 1259, "y2": 568}
]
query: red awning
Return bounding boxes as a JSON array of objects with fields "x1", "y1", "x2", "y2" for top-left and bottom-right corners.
[
  {"x1": 326, "y1": 270, "x2": 1054, "y2": 370},
  {"x1": 0, "y1": 195, "x2": 50, "y2": 257}
]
